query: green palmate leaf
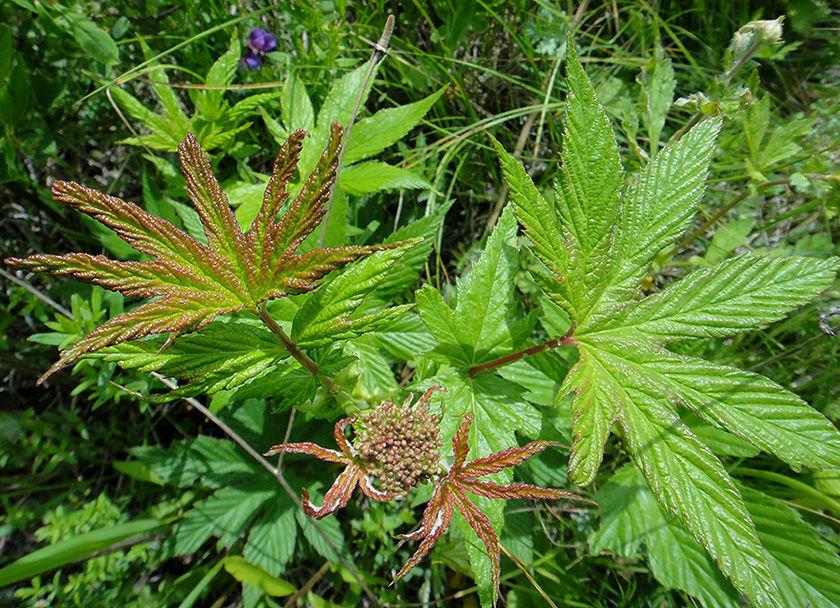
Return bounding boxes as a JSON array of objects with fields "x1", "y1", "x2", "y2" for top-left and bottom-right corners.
[
  {"x1": 496, "y1": 41, "x2": 840, "y2": 608},
  {"x1": 417, "y1": 207, "x2": 532, "y2": 368},
  {"x1": 590, "y1": 466, "x2": 740, "y2": 607},
  {"x1": 581, "y1": 117, "x2": 721, "y2": 330},
  {"x1": 743, "y1": 486, "x2": 840, "y2": 607},
  {"x1": 6, "y1": 124, "x2": 398, "y2": 383}
]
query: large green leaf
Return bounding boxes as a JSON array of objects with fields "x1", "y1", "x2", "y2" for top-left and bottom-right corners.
[
  {"x1": 344, "y1": 87, "x2": 446, "y2": 163},
  {"x1": 339, "y1": 161, "x2": 429, "y2": 195},
  {"x1": 495, "y1": 42, "x2": 840, "y2": 608}
]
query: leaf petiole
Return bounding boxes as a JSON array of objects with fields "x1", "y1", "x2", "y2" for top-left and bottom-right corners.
[
  {"x1": 254, "y1": 302, "x2": 334, "y2": 392},
  {"x1": 467, "y1": 330, "x2": 575, "y2": 377}
]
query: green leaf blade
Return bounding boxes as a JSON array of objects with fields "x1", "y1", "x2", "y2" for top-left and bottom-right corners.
[
  {"x1": 652, "y1": 351, "x2": 840, "y2": 470},
  {"x1": 556, "y1": 43, "x2": 624, "y2": 256},
  {"x1": 561, "y1": 351, "x2": 616, "y2": 486},
  {"x1": 605, "y1": 254, "x2": 839, "y2": 340},
  {"x1": 343, "y1": 87, "x2": 445, "y2": 164},
  {"x1": 615, "y1": 375, "x2": 782, "y2": 608}
]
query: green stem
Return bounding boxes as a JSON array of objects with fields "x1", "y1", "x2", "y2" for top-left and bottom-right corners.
[
  {"x1": 255, "y1": 303, "x2": 333, "y2": 393},
  {"x1": 319, "y1": 15, "x2": 395, "y2": 247},
  {"x1": 467, "y1": 330, "x2": 575, "y2": 377}
]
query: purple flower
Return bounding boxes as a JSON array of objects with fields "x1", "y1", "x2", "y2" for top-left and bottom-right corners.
[
  {"x1": 240, "y1": 49, "x2": 262, "y2": 71},
  {"x1": 248, "y1": 27, "x2": 276, "y2": 53}
]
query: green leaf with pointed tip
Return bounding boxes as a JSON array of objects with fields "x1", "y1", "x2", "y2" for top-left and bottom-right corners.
[
  {"x1": 6, "y1": 125, "x2": 397, "y2": 383},
  {"x1": 556, "y1": 43, "x2": 624, "y2": 260},
  {"x1": 578, "y1": 118, "x2": 722, "y2": 330},
  {"x1": 598, "y1": 254, "x2": 839, "y2": 341},
  {"x1": 490, "y1": 134, "x2": 567, "y2": 281},
  {"x1": 590, "y1": 466, "x2": 740, "y2": 608},
  {"x1": 608, "y1": 358, "x2": 781, "y2": 608},
  {"x1": 637, "y1": 44, "x2": 676, "y2": 153},
  {"x1": 281, "y1": 71, "x2": 315, "y2": 133},
  {"x1": 560, "y1": 350, "x2": 619, "y2": 486},
  {"x1": 497, "y1": 42, "x2": 840, "y2": 608},
  {"x1": 339, "y1": 161, "x2": 430, "y2": 195},
  {"x1": 634, "y1": 348, "x2": 840, "y2": 471},
  {"x1": 343, "y1": 87, "x2": 445, "y2": 164},
  {"x1": 298, "y1": 62, "x2": 378, "y2": 176},
  {"x1": 292, "y1": 241, "x2": 419, "y2": 347}
]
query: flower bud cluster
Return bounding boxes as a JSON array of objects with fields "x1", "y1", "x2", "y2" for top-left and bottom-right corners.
[{"x1": 352, "y1": 399, "x2": 442, "y2": 494}]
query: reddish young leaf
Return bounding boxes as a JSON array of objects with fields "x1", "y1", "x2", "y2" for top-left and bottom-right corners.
[
  {"x1": 264, "y1": 415, "x2": 408, "y2": 519},
  {"x1": 6, "y1": 123, "x2": 396, "y2": 383},
  {"x1": 393, "y1": 413, "x2": 588, "y2": 604}
]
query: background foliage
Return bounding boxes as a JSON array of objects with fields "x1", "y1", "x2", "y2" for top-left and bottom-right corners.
[{"x1": 2, "y1": 1, "x2": 839, "y2": 606}]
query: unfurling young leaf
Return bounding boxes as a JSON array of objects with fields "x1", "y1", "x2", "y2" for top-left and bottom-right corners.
[
  {"x1": 6, "y1": 123, "x2": 401, "y2": 383},
  {"x1": 493, "y1": 40, "x2": 840, "y2": 608}
]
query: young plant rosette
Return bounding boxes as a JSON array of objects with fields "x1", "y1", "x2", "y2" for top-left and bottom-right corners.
[{"x1": 265, "y1": 386, "x2": 586, "y2": 602}]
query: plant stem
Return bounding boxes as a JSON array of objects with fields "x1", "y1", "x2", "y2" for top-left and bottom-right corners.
[
  {"x1": 319, "y1": 14, "x2": 395, "y2": 247},
  {"x1": 255, "y1": 302, "x2": 333, "y2": 392},
  {"x1": 467, "y1": 330, "x2": 575, "y2": 377}
]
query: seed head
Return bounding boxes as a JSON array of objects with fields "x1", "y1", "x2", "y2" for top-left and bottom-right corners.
[{"x1": 351, "y1": 391, "x2": 442, "y2": 494}]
